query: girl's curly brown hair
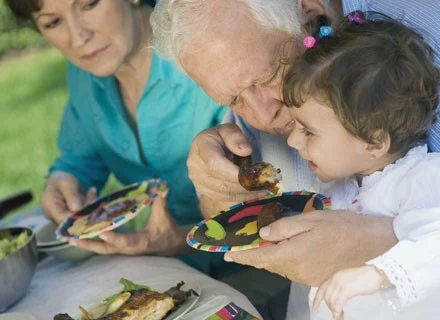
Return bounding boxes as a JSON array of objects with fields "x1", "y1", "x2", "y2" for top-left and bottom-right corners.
[{"x1": 283, "y1": 12, "x2": 439, "y2": 156}]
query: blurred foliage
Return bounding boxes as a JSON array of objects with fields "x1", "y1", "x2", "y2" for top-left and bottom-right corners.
[
  {"x1": 0, "y1": 48, "x2": 67, "y2": 211},
  {"x1": 0, "y1": 48, "x2": 121, "y2": 214},
  {"x1": 0, "y1": 1, "x2": 47, "y2": 57}
]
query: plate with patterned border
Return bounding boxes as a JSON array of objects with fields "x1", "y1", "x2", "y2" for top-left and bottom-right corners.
[
  {"x1": 187, "y1": 191, "x2": 330, "y2": 252},
  {"x1": 56, "y1": 179, "x2": 167, "y2": 241}
]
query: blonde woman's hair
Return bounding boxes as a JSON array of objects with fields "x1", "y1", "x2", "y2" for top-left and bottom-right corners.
[{"x1": 150, "y1": 0, "x2": 302, "y2": 67}]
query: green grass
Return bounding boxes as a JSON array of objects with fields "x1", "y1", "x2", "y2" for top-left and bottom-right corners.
[
  {"x1": 0, "y1": 48, "x2": 121, "y2": 215},
  {"x1": 0, "y1": 48, "x2": 66, "y2": 212}
]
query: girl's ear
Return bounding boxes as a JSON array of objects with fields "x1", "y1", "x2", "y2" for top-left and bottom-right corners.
[
  {"x1": 365, "y1": 130, "x2": 391, "y2": 159},
  {"x1": 297, "y1": 0, "x2": 326, "y2": 21}
]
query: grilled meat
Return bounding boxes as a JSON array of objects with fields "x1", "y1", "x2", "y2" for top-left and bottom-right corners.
[
  {"x1": 164, "y1": 281, "x2": 199, "y2": 307},
  {"x1": 53, "y1": 281, "x2": 199, "y2": 320},
  {"x1": 257, "y1": 202, "x2": 283, "y2": 230},
  {"x1": 236, "y1": 156, "x2": 282, "y2": 194},
  {"x1": 53, "y1": 315, "x2": 74, "y2": 320},
  {"x1": 97, "y1": 289, "x2": 174, "y2": 320}
]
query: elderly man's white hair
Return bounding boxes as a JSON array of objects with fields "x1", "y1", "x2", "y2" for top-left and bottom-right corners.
[{"x1": 150, "y1": 0, "x2": 303, "y2": 68}]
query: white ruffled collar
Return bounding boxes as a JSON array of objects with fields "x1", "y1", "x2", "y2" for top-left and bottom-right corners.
[{"x1": 360, "y1": 145, "x2": 428, "y2": 190}]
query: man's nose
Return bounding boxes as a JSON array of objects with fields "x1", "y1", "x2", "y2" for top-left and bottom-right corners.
[
  {"x1": 243, "y1": 87, "x2": 283, "y2": 126},
  {"x1": 287, "y1": 126, "x2": 303, "y2": 150}
]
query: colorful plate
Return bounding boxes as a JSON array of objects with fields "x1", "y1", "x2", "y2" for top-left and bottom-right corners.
[
  {"x1": 187, "y1": 191, "x2": 330, "y2": 252},
  {"x1": 56, "y1": 179, "x2": 167, "y2": 241}
]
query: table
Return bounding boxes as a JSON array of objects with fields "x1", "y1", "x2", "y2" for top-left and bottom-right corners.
[
  {"x1": 2, "y1": 209, "x2": 261, "y2": 319},
  {"x1": 8, "y1": 254, "x2": 261, "y2": 319}
]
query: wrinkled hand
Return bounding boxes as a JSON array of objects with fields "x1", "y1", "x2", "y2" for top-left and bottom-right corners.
[
  {"x1": 224, "y1": 210, "x2": 396, "y2": 286},
  {"x1": 313, "y1": 266, "x2": 385, "y2": 320},
  {"x1": 40, "y1": 171, "x2": 96, "y2": 224},
  {"x1": 71, "y1": 191, "x2": 190, "y2": 256},
  {"x1": 187, "y1": 124, "x2": 266, "y2": 215}
]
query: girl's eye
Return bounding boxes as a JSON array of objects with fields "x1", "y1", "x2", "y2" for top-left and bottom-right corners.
[
  {"x1": 83, "y1": 0, "x2": 100, "y2": 10},
  {"x1": 44, "y1": 18, "x2": 61, "y2": 29}
]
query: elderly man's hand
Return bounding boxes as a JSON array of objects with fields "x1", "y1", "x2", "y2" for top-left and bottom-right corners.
[
  {"x1": 187, "y1": 124, "x2": 266, "y2": 215},
  {"x1": 40, "y1": 171, "x2": 96, "y2": 224},
  {"x1": 70, "y1": 190, "x2": 191, "y2": 256},
  {"x1": 224, "y1": 210, "x2": 397, "y2": 286}
]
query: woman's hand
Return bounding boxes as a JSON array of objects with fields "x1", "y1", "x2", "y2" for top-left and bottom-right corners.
[
  {"x1": 187, "y1": 124, "x2": 266, "y2": 214},
  {"x1": 71, "y1": 191, "x2": 191, "y2": 256},
  {"x1": 224, "y1": 210, "x2": 397, "y2": 286},
  {"x1": 312, "y1": 266, "x2": 387, "y2": 320},
  {"x1": 40, "y1": 171, "x2": 96, "y2": 224}
]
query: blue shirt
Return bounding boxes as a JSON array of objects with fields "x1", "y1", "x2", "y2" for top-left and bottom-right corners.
[
  {"x1": 49, "y1": 52, "x2": 226, "y2": 226},
  {"x1": 343, "y1": 0, "x2": 440, "y2": 152}
]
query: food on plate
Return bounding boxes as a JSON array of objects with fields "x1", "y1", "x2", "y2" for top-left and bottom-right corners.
[
  {"x1": 67, "y1": 194, "x2": 149, "y2": 237},
  {"x1": 204, "y1": 219, "x2": 226, "y2": 241},
  {"x1": 54, "y1": 315, "x2": 75, "y2": 320},
  {"x1": 53, "y1": 278, "x2": 198, "y2": 320},
  {"x1": 0, "y1": 230, "x2": 30, "y2": 260},
  {"x1": 236, "y1": 156, "x2": 283, "y2": 194},
  {"x1": 256, "y1": 202, "x2": 283, "y2": 231}
]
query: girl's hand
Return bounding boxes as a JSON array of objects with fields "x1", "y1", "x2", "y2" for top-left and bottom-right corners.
[{"x1": 313, "y1": 265, "x2": 388, "y2": 320}]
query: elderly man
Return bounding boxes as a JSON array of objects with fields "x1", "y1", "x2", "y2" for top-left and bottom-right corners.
[{"x1": 151, "y1": 0, "x2": 440, "y2": 319}]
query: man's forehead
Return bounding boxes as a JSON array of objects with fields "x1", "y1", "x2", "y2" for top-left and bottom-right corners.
[
  {"x1": 179, "y1": 1, "x2": 292, "y2": 102},
  {"x1": 183, "y1": 24, "x2": 284, "y2": 77},
  {"x1": 183, "y1": 42, "x2": 280, "y2": 104}
]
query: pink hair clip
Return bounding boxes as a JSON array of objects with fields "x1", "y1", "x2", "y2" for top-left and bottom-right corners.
[
  {"x1": 303, "y1": 36, "x2": 316, "y2": 49},
  {"x1": 348, "y1": 11, "x2": 363, "y2": 24}
]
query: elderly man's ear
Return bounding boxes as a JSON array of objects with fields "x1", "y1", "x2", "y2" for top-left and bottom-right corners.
[{"x1": 298, "y1": 0, "x2": 343, "y2": 21}]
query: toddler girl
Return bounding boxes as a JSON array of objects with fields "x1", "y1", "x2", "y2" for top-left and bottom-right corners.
[{"x1": 283, "y1": 11, "x2": 440, "y2": 320}]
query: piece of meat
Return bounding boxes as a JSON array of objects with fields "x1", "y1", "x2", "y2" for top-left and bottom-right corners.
[
  {"x1": 68, "y1": 197, "x2": 143, "y2": 236},
  {"x1": 53, "y1": 282, "x2": 198, "y2": 320},
  {"x1": 98, "y1": 289, "x2": 174, "y2": 320},
  {"x1": 236, "y1": 156, "x2": 282, "y2": 194},
  {"x1": 257, "y1": 202, "x2": 283, "y2": 230},
  {"x1": 164, "y1": 281, "x2": 199, "y2": 307},
  {"x1": 53, "y1": 314, "x2": 74, "y2": 320},
  {"x1": 88, "y1": 199, "x2": 138, "y2": 225}
]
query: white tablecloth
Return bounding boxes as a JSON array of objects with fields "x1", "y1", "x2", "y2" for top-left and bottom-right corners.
[{"x1": 8, "y1": 255, "x2": 261, "y2": 319}]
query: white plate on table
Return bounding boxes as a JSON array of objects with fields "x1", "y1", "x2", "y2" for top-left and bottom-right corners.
[
  {"x1": 71, "y1": 276, "x2": 201, "y2": 320},
  {"x1": 0, "y1": 313, "x2": 37, "y2": 320}
]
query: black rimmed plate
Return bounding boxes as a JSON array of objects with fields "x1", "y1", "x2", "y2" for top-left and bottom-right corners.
[{"x1": 187, "y1": 191, "x2": 330, "y2": 252}]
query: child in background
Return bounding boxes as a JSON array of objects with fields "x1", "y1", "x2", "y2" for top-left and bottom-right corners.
[{"x1": 283, "y1": 12, "x2": 440, "y2": 320}]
